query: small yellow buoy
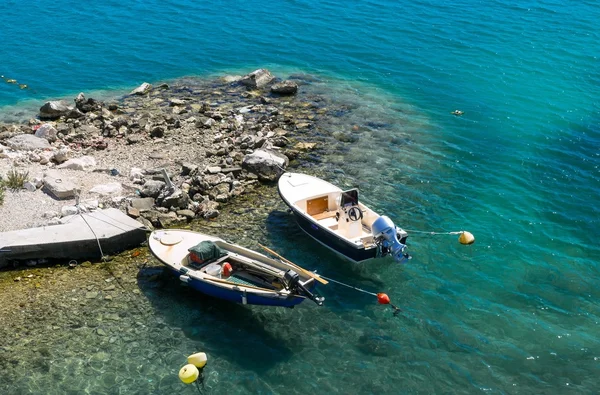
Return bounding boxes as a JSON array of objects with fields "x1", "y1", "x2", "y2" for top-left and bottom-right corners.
[
  {"x1": 458, "y1": 231, "x2": 475, "y2": 245},
  {"x1": 178, "y1": 364, "x2": 199, "y2": 384},
  {"x1": 187, "y1": 352, "x2": 208, "y2": 369}
]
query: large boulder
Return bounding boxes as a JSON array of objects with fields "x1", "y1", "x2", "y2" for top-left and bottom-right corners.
[
  {"x1": 5, "y1": 134, "x2": 50, "y2": 151},
  {"x1": 39, "y1": 100, "x2": 83, "y2": 120},
  {"x1": 242, "y1": 149, "x2": 289, "y2": 181},
  {"x1": 239, "y1": 69, "x2": 274, "y2": 89}
]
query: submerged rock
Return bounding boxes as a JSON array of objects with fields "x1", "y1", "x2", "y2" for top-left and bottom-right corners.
[{"x1": 271, "y1": 80, "x2": 298, "y2": 95}]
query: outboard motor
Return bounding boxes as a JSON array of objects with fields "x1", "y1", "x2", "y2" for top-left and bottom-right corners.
[
  {"x1": 283, "y1": 269, "x2": 324, "y2": 306},
  {"x1": 283, "y1": 269, "x2": 300, "y2": 289},
  {"x1": 372, "y1": 215, "x2": 409, "y2": 262}
]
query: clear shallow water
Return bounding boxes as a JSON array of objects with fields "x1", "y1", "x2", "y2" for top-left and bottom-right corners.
[{"x1": 1, "y1": 0, "x2": 599, "y2": 393}]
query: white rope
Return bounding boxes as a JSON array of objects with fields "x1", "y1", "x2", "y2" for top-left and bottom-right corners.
[
  {"x1": 73, "y1": 189, "x2": 107, "y2": 260},
  {"x1": 79, "y1": 212, "x2": 107, "y2": 261},
  {"x1": 404, "y1": 229, "x2": 465, "y2": 236}
]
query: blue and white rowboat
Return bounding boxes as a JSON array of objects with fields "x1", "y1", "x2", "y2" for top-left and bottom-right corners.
[{"x1": 148, "y1": 229, "x2": 325, "y2": 307}]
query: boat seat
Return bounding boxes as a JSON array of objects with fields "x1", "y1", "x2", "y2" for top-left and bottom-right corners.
[{"x1": 312, "y1": 211, "x2": 336, "y2": 221}]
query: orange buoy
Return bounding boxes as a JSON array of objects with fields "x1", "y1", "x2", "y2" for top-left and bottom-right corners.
[
  {"x1": 377, "y1": 293, "x2": 390, "y2": 305},
  {"x1": 222, "y1": 262, "x2": 233, "y2": 277}
]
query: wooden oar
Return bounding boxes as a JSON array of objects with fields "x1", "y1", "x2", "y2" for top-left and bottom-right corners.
[
  {"x1": 204, "y1": 276, "x2": 272, "y2": 292},
  {"x1": 258, "y1": 244, "x2": 328, "y2": 285}
]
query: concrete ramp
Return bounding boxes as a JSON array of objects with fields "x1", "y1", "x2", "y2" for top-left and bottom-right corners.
[{"x1": 0, "y1": 208, "x2": 148, "y2": 264}]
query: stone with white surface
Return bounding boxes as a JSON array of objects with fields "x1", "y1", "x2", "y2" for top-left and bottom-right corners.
[
  {"x1": 5, "y1": 134, "x2": 50, "y2": 151},
  {"x1": 89, "y1": 182, "x2": 123, "y2": 196},
  {"x1": 57, "y1": 156, "x2": 96, "y2": 171}
]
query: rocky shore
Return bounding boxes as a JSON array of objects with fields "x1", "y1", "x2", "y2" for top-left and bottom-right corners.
[{"x1": 0, "y1": 69, "x2": 329, "y2": 263}]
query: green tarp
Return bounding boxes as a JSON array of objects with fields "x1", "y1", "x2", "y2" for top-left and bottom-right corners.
[{"x1": 188, "y1": 241, "x2": 226, "y2": 262}]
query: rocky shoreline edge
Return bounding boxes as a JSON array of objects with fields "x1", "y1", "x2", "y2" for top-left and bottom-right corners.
[{"x1": 0, "y1": 69, "x2": 330, "y2": 268}]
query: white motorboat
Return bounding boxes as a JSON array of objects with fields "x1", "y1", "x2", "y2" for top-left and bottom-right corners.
[{"x1": 277, "y1": 172, "x2": 409, "y2": 264}]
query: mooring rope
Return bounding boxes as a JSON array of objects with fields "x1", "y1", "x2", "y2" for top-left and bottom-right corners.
[
  {"x1": 404, "y1": 229, "x2": 464, "y2": 236},
  {"x1": 79, "y1": 212, "x2": 107, "y2": 260},
  {"x1": 317, "y1": 274, "x2": 378, "y2": 297},
  {"x1": 317, "y1": 274, "x2": 403, "y2": 315}
]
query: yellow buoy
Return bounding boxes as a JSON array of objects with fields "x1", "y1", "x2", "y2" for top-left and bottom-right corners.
[
  {"x1": 458, "y1": 231, "x2": 475, "y2": 245},
  {"x1": 187, "y1": 352, "x2": 208, "y2": 369},
  {"x1": 178, "y1": 364, "x2": 199, "y2": 384}
]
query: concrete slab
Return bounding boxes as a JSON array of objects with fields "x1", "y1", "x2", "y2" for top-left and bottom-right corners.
[{"x1": 0, "y1": 208, "x2": 148, "y2": 264}]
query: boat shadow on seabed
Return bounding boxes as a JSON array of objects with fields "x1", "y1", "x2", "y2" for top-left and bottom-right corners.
[{"x1": 136, "y1": 265, "x2": 294, "y2": 374}]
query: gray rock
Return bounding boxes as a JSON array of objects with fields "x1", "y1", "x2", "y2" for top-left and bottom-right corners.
[
  {"x1": 127, "y1": 135, "x2": 143, "y2": 145},
  {"x1": 181, "y1": 162, "x2": 198, "y2": 176},
  {"x1": 206, "y1": 166, "x2": 222, "y2": 174},
  {"x1": 39, "y1": 100, "x2": 73, "y2": 120},
  {"x1": 52, "y1": 148, "x2": 70, "y2": 163},
  {"x1": 130, "y1": 82, "x2": 152, "y2": 95},
  {"x1": 157, "y1": 212, "x2": 179, "y2": 228},
  {"x1": 76, "y1": 124, "x2": 101, "y2": 136},
  {"x1": 57, "y1": 156, "x2": 97, "y2": 171},
  {"x1": 127, "y1": 206, "x2": 140, "y2": 218},
  {"x1": 157, "y1": 188, "x2": 189, "y2": 209},
  {"x1": 241, "y1": 149, "x2": 289, "y2": 181},
  {"x1": 131, "y1": 197, "x2": 155, "y2": 212},
  {"x1": 209, "y1": 182, "x2": 231, "y2": 201},
  {"x1": 222, "y1": 75, "x2": 242, "y2": 83},
  {"x1": 140, "y1": 180, "x2": 165, "y2": 198},
  {"x1": 169, "y1": 98, "x2": 186, "y2": 106},
  {"x1": 43, "y1": 176, "x2": 79, "y2": 199},
  {"x1": 61, "y1": 205, "x2": 79, "y2": 216},
  {"x1": 239, "y1": 69, "x2": 274, "y2": 89},
  {"x1": 75, "y1": 93, "x2": 101, "y2": 113},
  {"x1": 23, "y1": 181, "x2": 37, "y2": 192},
  {"x1": 271, "y1": 80, "x2": 298, "y2": 95},
  {"x1": 89, "y1": 182, "x2": 122, "y2": 196},
  {"x1": 34, "y1": 124, "x2": 58, "y2": 142},
  {"x1": 176, "y1": 209, "x2": 196, "y2": 219},
  {"x1": 150, "y1": 126, "x2": 165, "y2": 138},
  {"x1": 5, "y1": 134, "x2": 50, "y2": 151}
]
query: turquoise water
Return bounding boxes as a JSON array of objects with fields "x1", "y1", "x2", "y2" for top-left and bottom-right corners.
[{"x1": 1, "y1": 0, "x2": 599, "y2": 393}]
